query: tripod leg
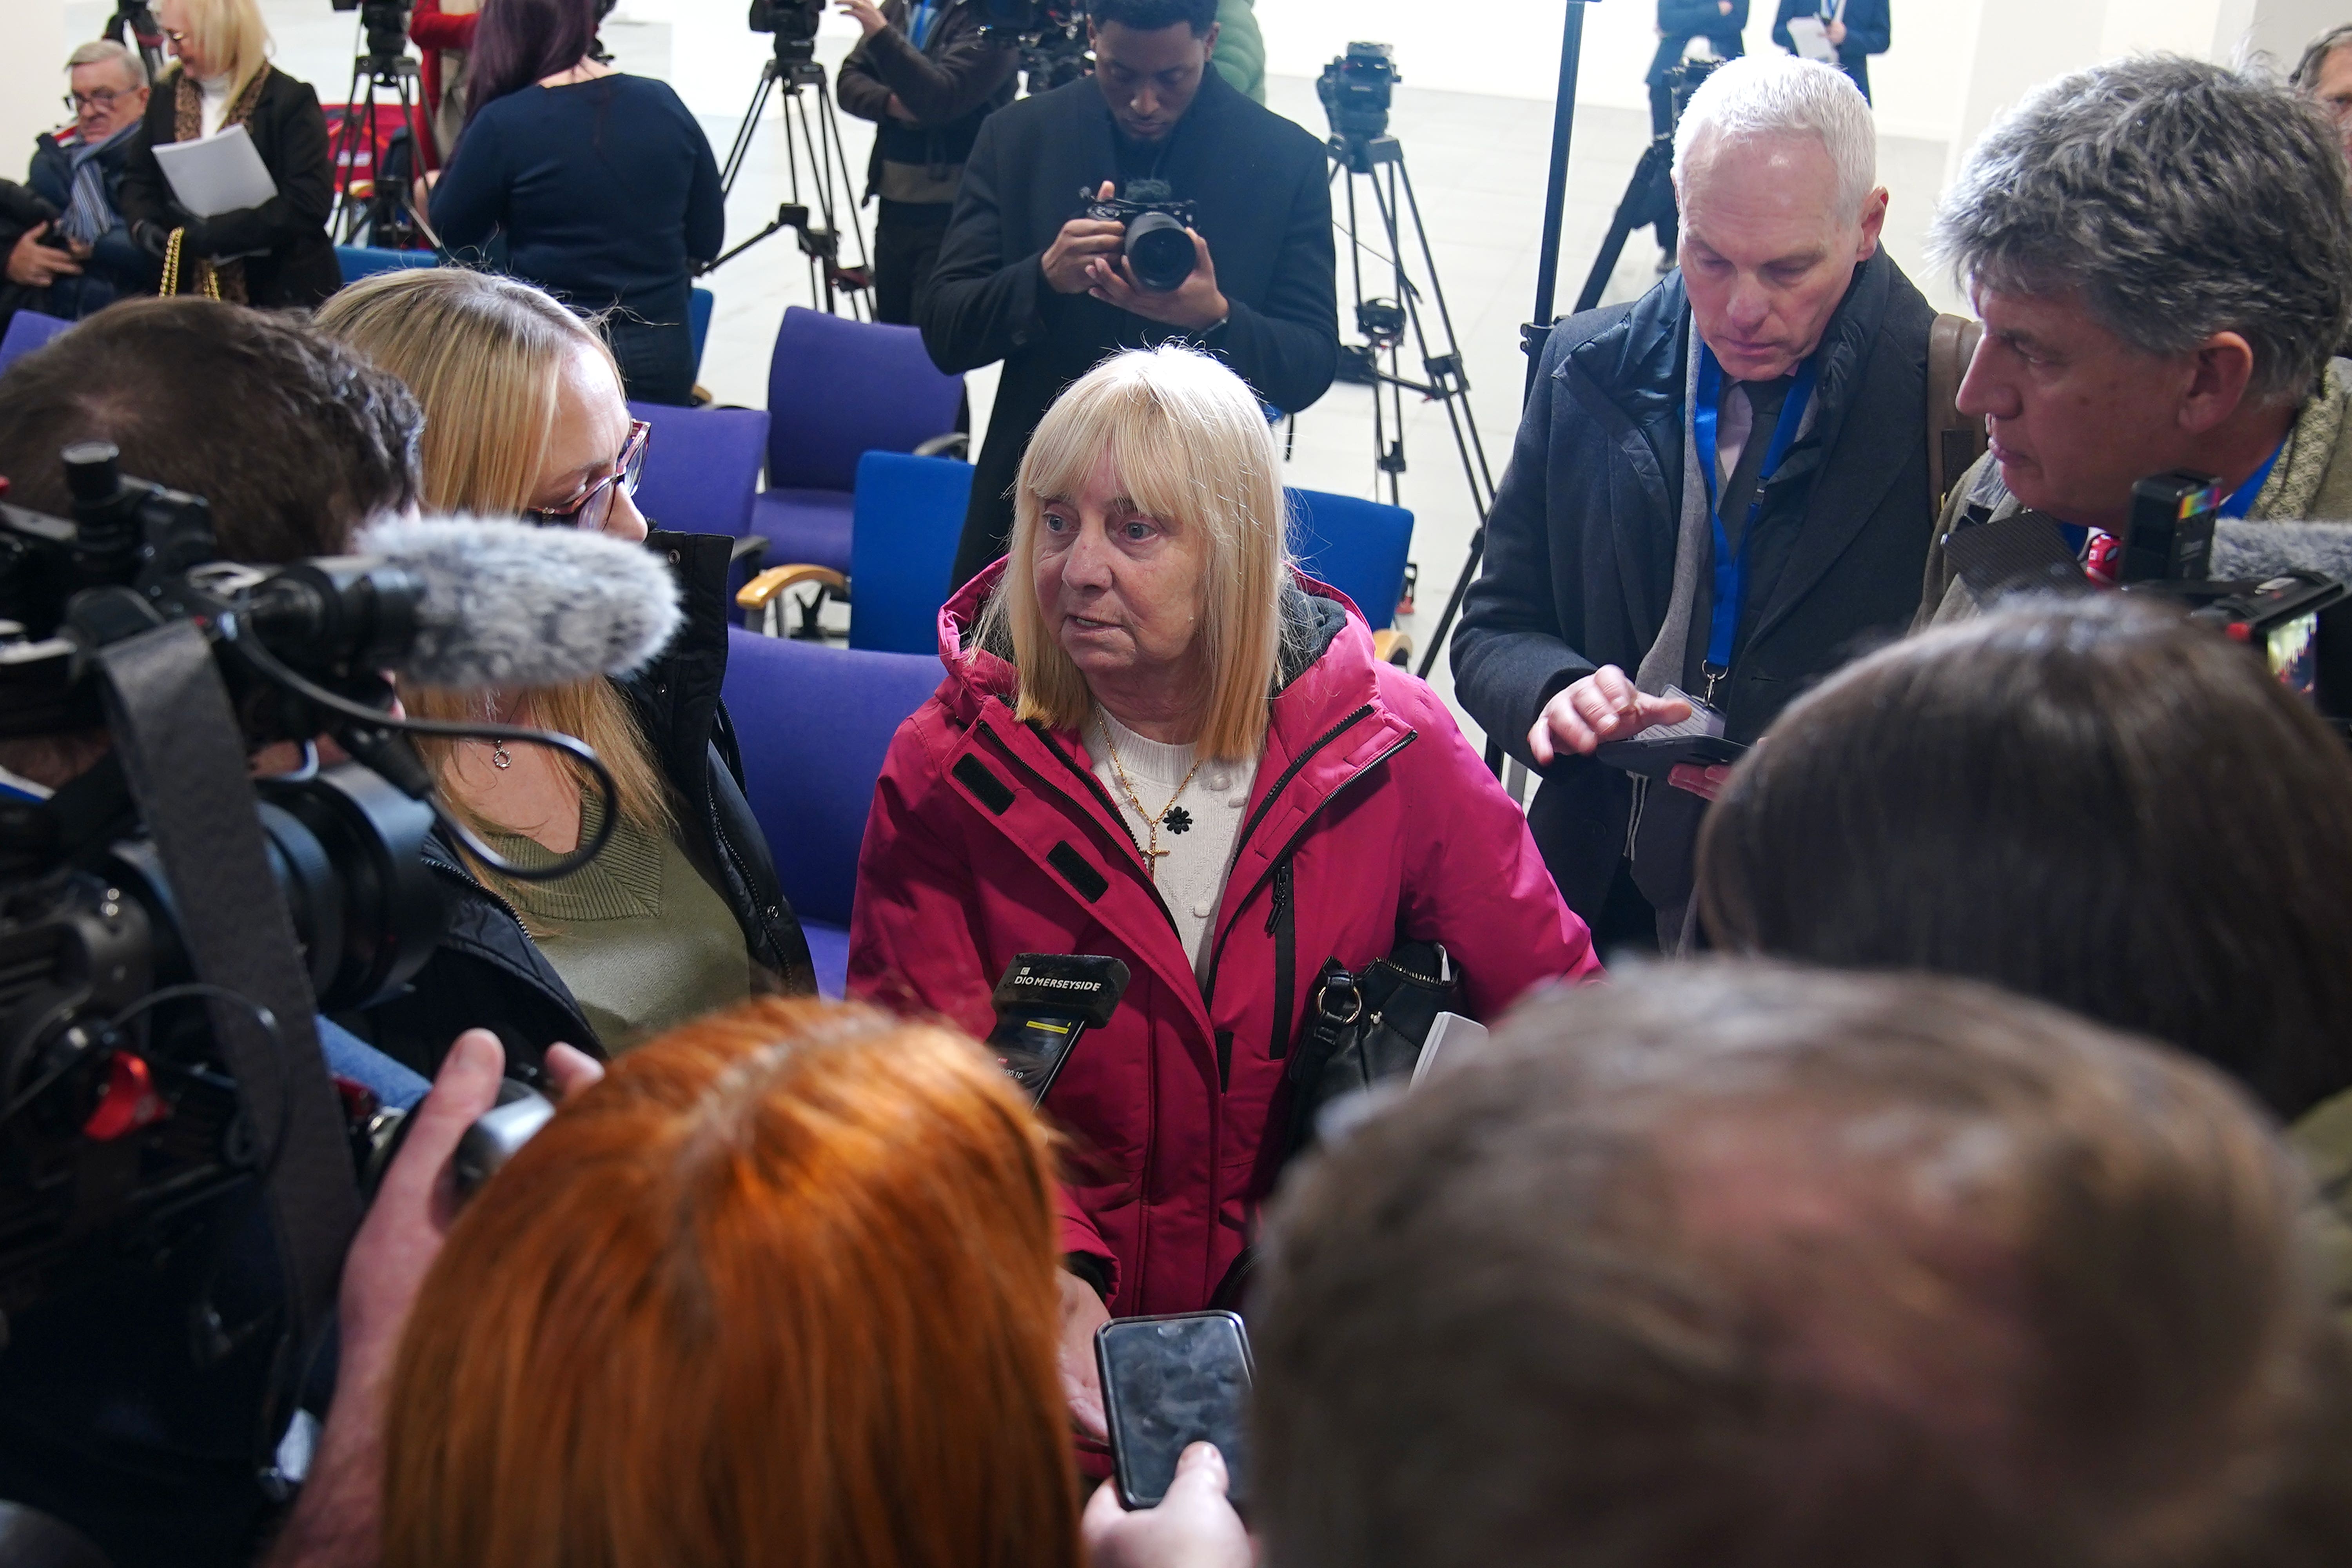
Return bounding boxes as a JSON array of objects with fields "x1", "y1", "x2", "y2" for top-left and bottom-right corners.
[
  {"x1": 721, "y1": 63, "x2": 780, "y2": 199},
  {"x1": 332, "y1": 60, "x2": 368, "y2": 240},
  {"x1": 1415, "y1": 525, "x2": 1486, "y2": 681},
  {"x1": 1393, "y1": 155, "x2": 1499, "y2": 508},
  {"x1": 1575, "y1": 143, "x2": 1671, "y2": 314},
  {"x1": 815, "y1": 77, "x2": 871, "y2": 276}
]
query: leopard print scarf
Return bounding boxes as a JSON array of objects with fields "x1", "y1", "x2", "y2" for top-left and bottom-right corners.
[{"x1": 167, "y1": 65, "x2": 268, "y2": 303}]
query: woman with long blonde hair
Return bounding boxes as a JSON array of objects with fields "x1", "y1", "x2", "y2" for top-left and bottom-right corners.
[
  {"x1": 851, "y1": 345, "x2": 1597, "y2": 1444},
  {"x1": 317, "y1": 267, "x2": 813, "y2": 1073},
  {"x1": 385, "y1": 997, "x2": 1084, "y2": 1568},
  {"x1": 115, "y1": 0, "x2": 339, "y2": 307}
]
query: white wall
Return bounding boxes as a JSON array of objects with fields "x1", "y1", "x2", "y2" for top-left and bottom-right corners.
[
  {"x1": 4, "y1": 0, "x2": 69, "y2": 174},
  {"x1": 1255, "y1": 0, "x2": 2352, "y2": 162},
  {"x1": 1253, "y1": 0, "x2": 1987, "y2": 142}
]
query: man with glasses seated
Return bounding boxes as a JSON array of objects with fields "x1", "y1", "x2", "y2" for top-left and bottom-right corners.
[{"x1": 13, "y1": 41, "x2": 156, "y2": 319}]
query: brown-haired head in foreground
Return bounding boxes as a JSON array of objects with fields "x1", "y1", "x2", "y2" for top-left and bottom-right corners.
[
  {"x1": 1697, "y1": 593, "x2": 2352, "y2": 1121},
  {"x1": 383, "y1": 998, "x2": 1082, "y2": 1568},
  {"x1": 0, "y1": 298, "x2": 422, "y2": 562},
  {"x1": 1252, "y1": 961, "x2": 2352, "y2": 1568}
]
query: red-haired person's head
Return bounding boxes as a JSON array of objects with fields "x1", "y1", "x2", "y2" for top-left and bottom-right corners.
[{"x1": 382, "y1": 998, "x2": 1082, "y2": 1568}]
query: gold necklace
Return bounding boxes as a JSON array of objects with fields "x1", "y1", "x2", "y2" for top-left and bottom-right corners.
[{"x1": 1099, "y1": 719, "x2": 1204, "y2": 883}]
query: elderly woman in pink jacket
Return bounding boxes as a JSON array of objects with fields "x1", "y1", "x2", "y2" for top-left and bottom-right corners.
[{"x1": 850, "y1": 345, "x2": 1599, "y2": 1443}]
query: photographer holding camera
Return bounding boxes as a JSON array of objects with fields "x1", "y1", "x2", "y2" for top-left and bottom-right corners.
[
  {"x1": 836, "y1": 0, "x2": 1020, "y2": 327},
  {"x1": 922, "y1": 0, "x2": 1338, "y2": 588},
  {"x1": 1915, "y1": 58, "x2": 2352, "y2": 626}
]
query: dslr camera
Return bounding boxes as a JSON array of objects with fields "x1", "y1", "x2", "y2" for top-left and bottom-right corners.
[
  {"x1": 1084, "y1": 180, "x2": 1198, "y2": 293},
  {"x1": 1318, "y1": 42, "x2": 1399, "y2": 142}
]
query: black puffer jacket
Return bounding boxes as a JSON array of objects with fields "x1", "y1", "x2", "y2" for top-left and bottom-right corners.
[{"x1": 342, "y1": 530, "x2": 815, "y2": 1077}]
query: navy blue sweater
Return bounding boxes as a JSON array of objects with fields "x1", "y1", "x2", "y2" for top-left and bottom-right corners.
[{"x1": 431, "y1": 74, "x2": 722, "y2": 321}]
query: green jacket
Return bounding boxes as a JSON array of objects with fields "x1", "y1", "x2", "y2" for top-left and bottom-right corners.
[
  {"x1": 1212, "y1": 0, "x2": 1266, "y2": 104},
  {"x1": 1916, "y1": 360, "x2": 2352, "y2": 627}
]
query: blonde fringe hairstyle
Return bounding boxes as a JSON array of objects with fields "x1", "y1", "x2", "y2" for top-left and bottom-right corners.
[
  {"x1": 980, "y1": 346, "x2": 1292, "y2": 762},
  {"x1": 312, "y1": 269, "x2": 671, "y2": 853},
  {"x1": 168, "y1": 0, "x2": 272, "y2": 103}
]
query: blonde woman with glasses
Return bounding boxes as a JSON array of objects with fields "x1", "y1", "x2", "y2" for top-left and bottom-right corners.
[
  {"x1": 115, "y1": 0, "x2": 338, "y2": 307},
  {"x1": 851, "y1": 345, "x2": 1598, "y2": 1454},
  {"x1": 316, "y1": 267, "x2": 814, "y2": 1078}
]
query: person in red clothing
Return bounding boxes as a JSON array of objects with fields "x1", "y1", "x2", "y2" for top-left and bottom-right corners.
[
  {"x1": 408, "y1": 0, "x2": 478, "y2": 165},
  {"x1": 850, "y1": 345, "x2": 1601, "y2": 1447}
]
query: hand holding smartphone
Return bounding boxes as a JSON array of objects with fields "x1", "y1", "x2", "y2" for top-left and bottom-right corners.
[{"x1": 1095, "y1": 1311, "x2": 1253, "y2": 1510}]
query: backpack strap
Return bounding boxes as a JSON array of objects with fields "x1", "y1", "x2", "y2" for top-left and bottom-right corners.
[{"x1": 1927, "y1": 312, "x2": 1988, "y2": 514}]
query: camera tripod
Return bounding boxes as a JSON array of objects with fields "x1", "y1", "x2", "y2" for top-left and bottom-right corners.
[
  {"x1": 712, "y1": 41, "x2": 871, "y2": 318},
  {"x1": 1574, "y1": 59, "x2": 1720, "y2": 315},
  {"x1": 1573, "y1": 133, "x2": 1676, "y2": 315},
  {"x1": 1325, "y1": 130, "x2": 1500, "y2": 680},
  {"x1": 102, "y1": 0, "x2": 167, "y2": 87},
  {"x1": 330, "y1": 23, "x2": 426, "y2": 248}
]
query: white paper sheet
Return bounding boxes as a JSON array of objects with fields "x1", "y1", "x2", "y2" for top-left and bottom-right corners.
[
  {"x1": 152, "y1": 123, "x2": 278, "y2": 219},
  {"x1": 1786, "y1": 15, "x2": 1840, "y2": 62},
  {"x1": 1410, "y1": 1012, "x2": 1490, "y2": 1088}
]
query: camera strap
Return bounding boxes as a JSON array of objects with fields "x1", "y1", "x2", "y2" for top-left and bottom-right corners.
[{"x1": 91, "y1": 619, "x2": 360, "y2": 1358}]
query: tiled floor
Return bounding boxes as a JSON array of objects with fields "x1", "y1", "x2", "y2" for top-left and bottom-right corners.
[{"x1": 107, "y1": 0, "x2": 1957, "y2": 749}]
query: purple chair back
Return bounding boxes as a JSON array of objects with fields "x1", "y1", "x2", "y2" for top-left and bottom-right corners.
[
  {"x1": 628, "y1": 401, "x2": 769, "y2": 539},
  {"x1": 721, "y1": 627, "x2": 943, "y2": 928},
  {"x1": 765, "y1": 306, "x2": 963, "y2": 492},
  {"x1": 0, "y1": 311, "x2": 73, "y2": 375}
]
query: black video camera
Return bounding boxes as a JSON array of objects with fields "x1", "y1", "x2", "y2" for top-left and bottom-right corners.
[
  {"x1": 1663, "y1": 56, "x2": 1724, "y2": 131},
  {"x1": 2115, "y1": 471, "x2": 2352, "y2": 718},
  {"x1": 748, "y1": 0, "x2": 823, "y2": 64},
  {"x1": 0, "y1": 444, "x2": 595, "y2": 1325},
  {"x1": 1318, "y1": 41, "x2": 1399, "y2": 142},
  {"x1": 329, "y1": 0, "x2": 413, "y2": 70},
  {"x1": 1084, "y1": 180, "x2": 1198, "y2": 293},
  {"x1": 978, "y1": 0, "x2": 1091, "y2": 92}
]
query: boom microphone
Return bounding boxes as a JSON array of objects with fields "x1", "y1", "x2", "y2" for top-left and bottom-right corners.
[
  {"x1": 2211, "y1": 519, "x2": 2352, "y2": 585},
  {"x1": 352, "y1": 515, "x2": 685, "y2": 688}
]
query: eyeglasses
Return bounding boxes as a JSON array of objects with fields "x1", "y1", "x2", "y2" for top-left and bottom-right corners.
[
  {"x1": 63, "y1": 89, "x2": 129, "y2": 112},
  {"x1": 525, "y1": 420, "x2": 649, "y2": 530}
]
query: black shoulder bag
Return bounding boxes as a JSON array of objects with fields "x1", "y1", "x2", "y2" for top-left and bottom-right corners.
[{"x1": 1282, "y1": 940, "x2": 1460, "y2": 1155}]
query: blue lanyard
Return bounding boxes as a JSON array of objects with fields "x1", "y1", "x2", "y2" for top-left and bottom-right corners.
[
  {"x1": 1691, "y1": 345, "x2": 1818, "y2": 691},
  {"x1": 909, "y1": 0, "x2": 939, "y2": 48},
  {"x1": 2220, "y1": 440, "x2": 2285, "y2": 519}
]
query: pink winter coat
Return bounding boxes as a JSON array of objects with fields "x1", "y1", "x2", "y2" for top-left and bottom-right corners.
[{"x1": 850, "y1": 563, "x2": 1601, "y2": 1314}]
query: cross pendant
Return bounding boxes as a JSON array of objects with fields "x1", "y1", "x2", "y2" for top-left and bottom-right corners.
[{"x1": 1143, "y1": 838, "x2": 1169, "y2": 880}]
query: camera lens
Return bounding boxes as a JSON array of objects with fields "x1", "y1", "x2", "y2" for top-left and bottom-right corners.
[
  {"x1": 1124, "y1": 213, "x2": 1196, "y2": 293},
  {"x1": 254, "y1": 764, "x2": 448, "y2": 1013}
]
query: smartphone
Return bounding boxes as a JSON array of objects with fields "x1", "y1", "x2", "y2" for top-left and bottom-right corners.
[{"x1": 1095, "y1": 1310, "x2": 1253, "y2": 1511}]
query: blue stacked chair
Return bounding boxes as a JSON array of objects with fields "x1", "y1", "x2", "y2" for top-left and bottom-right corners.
[{"x1": 721, "y1": 627, "x2": 942, "y2": 998}]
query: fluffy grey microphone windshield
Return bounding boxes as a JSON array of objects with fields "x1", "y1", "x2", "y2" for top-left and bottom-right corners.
[
  {"x1": 2211, "y1": 519, "x2": 2352, "y2": 584},
  {"x1": 355, "y1": 514, "x2": 684, "y2": 688}
]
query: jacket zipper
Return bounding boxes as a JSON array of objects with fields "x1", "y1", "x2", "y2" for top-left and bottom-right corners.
[
  {"x1": 1228, "y1": 706, "x2": 1377, "y2": 872},
  {"x1": 1265, "y1": 858, "x2": 1294, "y2": 1060},
  {"x1": 418, "y1": 849, "x2": 601, "y2": 1046},
  {"x1": 707, "y1": 806, "x2": 786, "y2": 973},
  {"x1": 1200, "y1": 724, "x2": 1416, "y2": 1009}
]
